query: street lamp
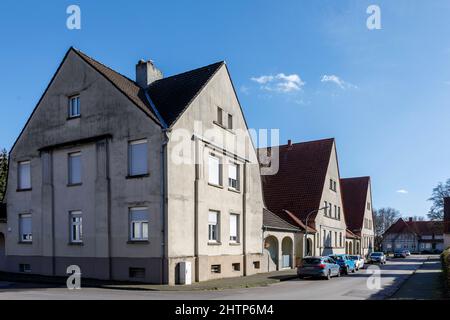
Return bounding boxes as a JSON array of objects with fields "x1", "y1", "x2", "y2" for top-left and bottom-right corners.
[{"x1": 304, "y1": 206, "x2": 328, "y2": 258}]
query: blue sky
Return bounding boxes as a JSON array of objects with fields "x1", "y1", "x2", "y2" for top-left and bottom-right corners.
[{"x1": 1, "y1": 0, "x2": 450, "y2": 218}]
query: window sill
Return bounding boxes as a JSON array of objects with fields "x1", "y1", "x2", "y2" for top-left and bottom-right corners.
[
  {"x1": 68, "y1": 242, "x2": 84, "y2": 246},
  {"x1": 16, "y1": 188, "x2": 32, "y2": 192},
  {"x1": 208, "y1": 241, "x2": 222, "y2": 246},
  {"x1": 127, "y1": 240, "x2": 150, "y2": 244},
  {"x1": 126, "y1": 174, "x2": 150, "y2": 180},
  {"x1": 228, "y1": 187, "x2": 241, "y2": 194},
  {"x1": 208, "y1": 183, "x2": 223, "y2": 189},
  {"x1": 67, "y1": 115, "x2": 81, "y2": 120},
  {"x1": 229, "y1": 242, "x2": 241, "y2": 246},
  {"x1": 67, "y1": 183, "x2": 82, "y2": 187},
  {"x1": 213, "y1": 121, "x2": 235, "y2": 134},
  {"x1": 18, "y1": 241, "x2": 33, "y2": 245}
]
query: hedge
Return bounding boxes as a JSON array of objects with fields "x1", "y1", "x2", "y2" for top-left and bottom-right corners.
[{"x1": 442, "y1": 248, "x2": 450, "y2": 298}]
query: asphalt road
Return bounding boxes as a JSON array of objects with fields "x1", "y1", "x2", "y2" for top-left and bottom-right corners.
[{"x1": 0, "y1": 255, "x2": 437, "y2": 300}]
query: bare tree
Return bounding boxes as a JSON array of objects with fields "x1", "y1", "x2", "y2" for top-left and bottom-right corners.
[
  {"x1": 0, "y1": 148, "x2": 8, "y2": 201},
  {"x1": 373, "y1": 207, "x2": 401, "y2": 250},
  {"x1": 428, "y1": 179, "x2": 450, "y2": 221}
]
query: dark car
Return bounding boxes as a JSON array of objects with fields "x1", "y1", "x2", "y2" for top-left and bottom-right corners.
[
  {"x1": 394, "y1": 250, "x2": 407, "y2": 258},
  {"x1": 298, "y1": 257, "x2": 341, "y2": 280}
]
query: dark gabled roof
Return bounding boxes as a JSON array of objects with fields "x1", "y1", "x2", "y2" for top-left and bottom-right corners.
[
  {"x1": 147, "y1": 61, "x2": 224, "y2": 127},
  {"x1": 263, "y1": 208, "x2": 300, "y2": 232},
  {"x1": 340, "y1": 177, "x2": 370, "y2": 233},
  {"x1": 73, "y1": 48, "x2": 162, "y2": 126},
  {"x1": 260, "y1": 138, "x2": 335, "y2": 229},
  {"x1": 384, "y1": 218, "x2": 444, "y2": 236},
  {"x1": 74, "y1": 48, "x2": 224, "y2": 129},
  {"x1": 346, "y1": 229, "x2": 360, "y2": 239}
]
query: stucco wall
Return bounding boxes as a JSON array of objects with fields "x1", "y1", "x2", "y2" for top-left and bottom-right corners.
[
  {"x1": 360, "y1": 182, "x2": 375, "y2": 257},
  {"x1": 315, "y1": 142, "x2": 347, "y2": 256},
  {"x1": 166, "y1": 65, "x2": 264, "y2": 283}
]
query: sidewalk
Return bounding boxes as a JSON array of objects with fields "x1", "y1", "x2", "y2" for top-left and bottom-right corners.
[
  {"x1": 0, "y1": 269, "x2": 298, "y2": 292},
  {"x1": 391, "y1": 256, "x2": 445, "y2": 300},
  {"x1": 101, "y1": 269, "x2": 298, "y2": 291}
]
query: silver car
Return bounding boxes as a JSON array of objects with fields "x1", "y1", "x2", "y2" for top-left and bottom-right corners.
[
  {"x1": 368, "y1": 252, "x2": 386, "y2": 264},
  {"x1": 298, "y1": 256, "x2": 341, "y2": 280}
]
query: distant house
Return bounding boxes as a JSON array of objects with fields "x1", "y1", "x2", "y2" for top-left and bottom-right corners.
[
  {"x1": 340, "y1": 177, "x2": 375, "y2": 257},
  {"x1": 382, "y1": 218, "x2": 444, "y2": 254},
  {"x1": 0, "y1": 203, "x2": 5, "y2": 271},
  {"x1": 261, "y1": 138, "x2": 348, "y2": 268},
  {"x1": 444, "y1": 198, "x2": 450, "y2": 249}
]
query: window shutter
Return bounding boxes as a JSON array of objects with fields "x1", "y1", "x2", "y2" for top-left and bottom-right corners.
[
  {"x1": 208, "y1": 211, "x2": 218, "y2": 224},
  {"x1": 230, "y1": 215, "x2": 237, "y2": 238},
  {"x1": 19, "y1": 161, "x2": 31, "y2": 189},
  {"x1": 129, "y1": 140, "x2": 148, "y2": 176},
  {"x1": 208, "y1": 156, "x2": 220, "y2": 185}
]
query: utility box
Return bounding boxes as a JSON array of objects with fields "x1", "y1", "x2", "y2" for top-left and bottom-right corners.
[{"x1": 179, "y1": 261, "x2": 192, "y2": 285}]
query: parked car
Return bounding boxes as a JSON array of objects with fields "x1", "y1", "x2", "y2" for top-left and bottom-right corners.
[
  {"x1": 348, "y1": 255, "x2": 365, "y2": 270},
  {"x1": 298, "y1": 257, "x2": 341, "y2": 280},
  {"x1": 405, "y1": 250, "x2": 411, "y2": 256},
  {"x1": 329, "y1": 254, "x2": 356, "y2": 275},
  {"x1": 368, "y1": 252, "x2": 386, "y2": 264},
  {"x1": 394, "y1": 250, "x2": 407, "y2": 258}
]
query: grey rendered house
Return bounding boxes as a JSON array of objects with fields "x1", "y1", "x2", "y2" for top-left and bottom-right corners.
[{"x1": 1, "y1": 48, "x2": 265, "y2": 284}]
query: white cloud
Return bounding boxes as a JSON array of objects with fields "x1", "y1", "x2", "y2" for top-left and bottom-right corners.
[
  {"x1": 396, "y1": 189, "x2": 409, "y2": 194},
  {"x1": 240, "y1": 85, "x2": 250, "y2": 95},
  {"x1": 321, "y1": 74, "x2": 357, "y2": 89},
  {"x1": 251, "y1": 73, "x2": 305, "y2": 93}
]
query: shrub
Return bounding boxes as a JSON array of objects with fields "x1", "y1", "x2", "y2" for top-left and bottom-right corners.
[{"x1": 441, "y1": 249, "x2": 450, "y2": 298}]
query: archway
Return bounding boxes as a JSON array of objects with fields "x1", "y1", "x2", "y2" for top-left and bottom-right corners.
[
  {"x1": 264, "y1": 236, "x2": 279, "y2": 272},
  {"x1": 0, "y1": 233, "x2": 5, "y2": 271},
  {"x1": 306, "y1": 238, "x2": 313, "y2": 257},
  {"x1": 281, "y1": 237, "x2": 293, "y2": 269}
]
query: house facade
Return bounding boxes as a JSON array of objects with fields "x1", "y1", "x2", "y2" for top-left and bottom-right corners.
[
  {"x1": 2, "y1": 48, "x2": 264, "y2": 284},
  {"x1": 382, "y1": 218, "x2": 444, "y2": 254},
  {"x1": 340, "y1": 177, "x2": 375, "y2": 258},
  {"x1": 261, "y1": 138, "x2": 348, "y2": 266}
]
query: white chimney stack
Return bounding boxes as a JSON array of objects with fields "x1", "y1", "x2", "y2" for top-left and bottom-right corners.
[{"x1": 136, "y1": 59, "x2": 163, "y2": 88}]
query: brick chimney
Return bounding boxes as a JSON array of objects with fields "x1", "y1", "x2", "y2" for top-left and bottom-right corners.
[
  {"x1": 287, "y1": 140, "x2": 293, "y2": 150},
  {"x1": 408, "y1": 217, "x2": 413, "y2": 222},
  {"x1": 136, "y1": 59, "x2": 163, "y2": 89},
  {"x1": 444, "y1": 197, "x2": 450, "y2": 233}
]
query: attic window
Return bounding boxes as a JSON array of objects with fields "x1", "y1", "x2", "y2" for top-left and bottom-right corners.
[
  {"x1": 217, "y1": 107, "x2": 223, "y2": 125},
  {"x1": 69, "y1": 95, "x2": 80, "y2": 118}
]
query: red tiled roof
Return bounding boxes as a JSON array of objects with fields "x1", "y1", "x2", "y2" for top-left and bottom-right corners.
[
  {"x1": 340, "y1": 177, "x2": 370, "y2": 234},
  {"x1": 384, "y1": 218, "x2": 444, "y2": 236},
  {"x1": 260, "y1": 138, "x2": 334, "y2": 229}
]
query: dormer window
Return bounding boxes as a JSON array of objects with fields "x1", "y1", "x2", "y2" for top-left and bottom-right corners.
[{"x1": 69, "y1": 95, "x2": 80, "y2": 118}]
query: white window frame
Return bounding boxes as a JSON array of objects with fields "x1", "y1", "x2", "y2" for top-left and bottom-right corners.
[
  {"x1": 68, "y1": 152, "x2": 82, "y2": 185},
  {"x1": 69, "y1": 211, "x2": 83, "y2": 243},
  {"x1": 229, "y1": 213, "x2": 239, "y2": 243},
  {"x1": 128, "y1": 139, "x2": 148, "y2": 177},
  {"x1": 69, "y1": 95, "x2": 80, "y2": 118},
  {"x1": 129, "y1": 207, "x2": 149, "y2": 241},
  {"x1": 208, "y1": 154, "x2": 221, "y2": 186},
  {"x1": 19, "y1": 214, "x2": 32, "y2": 243},
  {"x1": 227, "y1": 114, "x2": 233, "y2": 130},
  {"x1": 228, "y1": 162, "x2": 239, "y2": 191},
  {"x1": 18, "y1": 160, "x2": 31, "y2": 190},
  {"x1": 208, "y1": 210, "x2": 220, "y2": 243}
]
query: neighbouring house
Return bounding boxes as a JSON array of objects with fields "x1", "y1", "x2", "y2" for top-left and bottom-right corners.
[
  {"x1": 340, "y1": 177, "x2": 375, "y2": 258},
  {"x1": 444, "y1": 197, "x2": 450, "y2": 249},
  {"x1": 262, "y1": 208, "x2": 301, "y2": 271},
  {"x1": 1, "y1": 48, "x2": 265, "y2": 284},
  {"x1": 260, "y1": 138, "x2": 348, "y2": 267},
  {"x1": 382, "y1": 218, "x2": 444, "y2": 254}
]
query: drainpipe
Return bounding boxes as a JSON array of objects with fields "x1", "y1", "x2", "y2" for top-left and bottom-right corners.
[
  {"x1": 242, "y1": 163, "x2": 247, "y2": 275},
  {"x1": 160, "y1": 129, "x2": 169, "y2": 284}
]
